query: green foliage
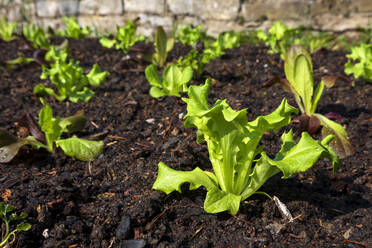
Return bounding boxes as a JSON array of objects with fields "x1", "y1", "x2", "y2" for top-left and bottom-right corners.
[
  {"x1": 5, "y1": 56, "x2": 34, "y2": 69},
  {"x1": 61, "y1": 16, "x2": 91, "y2": 39},
  {"x1": 99, "y1": 20, "x2": 145, "y2": 53},
  {"x1": 0, "y1": 203, "x2": 31, "y2": 247},
  {"x1": 151, "y1": 26, "x2": 174, "y2": 67},
  {"x1": 177, "y1": 31, "x2": 243, "y2": 77},
  {"x1": 177, "y1": 49, "x2": 204, "y2": 78},
  {"x1": 153, "y1": 80, "x2": 341, "y2": 214},
  {"x1": 257, "y1": 21, "x2": 336, "y2": 59},
  {"x1": 176, "y1": 24, "x2": 207, "y2": 46},
  {"x1": 22, "y1": 23, "x2": 50, "y2": 49},
  {"x1": 0, "y1": 99, "x2": 104, "y2": 162},
  {"x1": 257, "y1": 21, "x2": 296, "y2": 59},
  {"x1": 0, "y1": 17, "x2": 17, "y2": 42},
  {"x1": 344, "y1": 43, "x2": 372, "y2": 82},
  {"x1": 145, "y1": 64, "x2": 192, "y2": 98},
  {"x1": 283, "y1": 45, "x2": 354, "y2": 158},
  {"x1": 34, "y1": 47, "x2": 109, "y2": 102}
]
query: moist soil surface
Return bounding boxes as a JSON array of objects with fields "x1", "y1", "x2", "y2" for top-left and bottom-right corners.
[{"x1": 0, "y1": 37, "x2": 371, "y2": 248}]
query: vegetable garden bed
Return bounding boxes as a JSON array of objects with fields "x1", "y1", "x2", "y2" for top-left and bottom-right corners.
[{"x1": 0, "y1": 28, "x2": 371, "y2": 247}]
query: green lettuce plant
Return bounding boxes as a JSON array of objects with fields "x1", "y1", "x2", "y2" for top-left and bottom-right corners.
[
  {"x1": 0, "y1": 17, "x2": 17, "y2": 42},
  {"x1": 257, "y1": 21, "x2": 336, "y2": 59},
  {"x1": 61, "y1": 16, "x2": 91, "y2": 39},
  {"x1": 176, "y1": 24, "x2": 207, "y2": 46},
  {"x1": 281, "y1": 45, "x2": 354, "y2": 158},
  {"x1": 99, "y1": 20, "x2": 145, "y2": 53},
  {"x1": 344, "y1": 43, "x2": 372, "y2": 82},
  {"x1": 145, "y1": 64, "x2": 192, "y2": 98},
  {"x1": 257, "y1": 21, "x2": 296, "y2": 59},
  {"x1": 34, "y1": 48, "x2": 109, "y2": 102},
  {"x1": 0, "y1": 203, "x2": 31, "y2": 247},
  {"x1": 177, "y1": 31, "x2": 243, "y2": 77},
  {"x1": 5, "y1": 56, "x2": 35, "y2": 69},
  {"x1": 153, "y1": 80, "x2": 341, "y2": 214},
  {"x1": 22, "y1": 23, "x2": 50, "y2": 49},
  {"x1": 0, "y1": 99, "x2": 104, "y2": 163}
]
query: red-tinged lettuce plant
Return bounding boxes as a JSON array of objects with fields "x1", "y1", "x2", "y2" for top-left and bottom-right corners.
[
  {"x1": 151, "y1": 26, "x2": 174, "y2": 67},
  {"x1": 281, "y1": 45, "x2": 354, "y2": 158},
  {"x1": 0, "y1": 99, "x2": 104, "y2": 163},
  {"x1": 145, "y1": 63, "x2": 192, "y2": 98},
  {"x1": 153, "y1": 80, "x2": 341, "y2": 214}
]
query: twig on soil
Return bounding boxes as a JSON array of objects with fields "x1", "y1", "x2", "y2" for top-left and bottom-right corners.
[
  {"x1": 84, "y1": 130, "x2": 109, "y2": 140},
  {"x1": 106, "y1": 141, "x2": 118, "y2": 146},
  {"x1": 341, "y1": 239, "x2": 369, "y2": 248},
  {"x1": 90, "y1": 121, "x2": 99, "y2": 129},
  {"x1": 107, "y1": 237, "x2": 115, "y2": 248},
  {"x1": 108, "y1": 135, "x2": 126, "y2": 140},
  {"x1": 191, "y1": 226, "x2": 204, "y2": 239}
]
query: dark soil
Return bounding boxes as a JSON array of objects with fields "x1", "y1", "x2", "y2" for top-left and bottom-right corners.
[{"x1": 0, "y1": 36, "x2": 371, "y2": 248}]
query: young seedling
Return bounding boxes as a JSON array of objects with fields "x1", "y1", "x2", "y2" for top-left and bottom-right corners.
[
  {"x1": 5, "y1": 56, "x2": 35, "y2": 69},
  {"x1": 99, "y1": 20, "x2": 145, "y2": 53},
  {"x1": 0, "y1": 203, "x2": 31, "y2": 247},
  {"x1": 60, "y1": 16, "x2": 91, "y2": 39},
  {"x1": 257, "y1": 21, "x2": 296, "y2": 60},
  {"x1": 177, "y1": 31, "x2": 243, "y2": 78},
  {"x1": 151, "y1": 26, "x2": 174, "y2": 67},
  {"x1": 34, "y1": 47, "x2": 109, "y2": 102},
  {"x1": 0, "y1": 99, "x2": 104, "y2": 163},
  {"x1": 257, "y1": 21, "x2": 335, "y2": 59},
  {"x1": 344, "y1": 43, "x2": 372, "y2": 82},
  {"x1": 153, "y1": 80, "x2": 340, "y2": 214},
  {"x1": 281, "y1": 45, "x2": 354, "y2": 158},
  {"x1": 145, "y1": 64, "x2": 192, "y2": 98},
  {"x1": 0, "y1": 17, "x2": 17, "y2": 42},
  {"x1": 22, "y1": 23, "x2": 50, "y2": 49},
  {"x1": 176, "y1": 24, "x2": 207, "y2": 47}
]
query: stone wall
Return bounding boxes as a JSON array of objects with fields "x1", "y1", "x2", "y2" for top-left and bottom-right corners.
[{"x1": 1, "y1": 0, "x2": 372, "y2": 37}]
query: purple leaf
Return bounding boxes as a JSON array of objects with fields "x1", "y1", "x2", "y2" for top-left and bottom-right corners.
[
  {"x1": 324, "y1": 112, "x2": 343, "y2": 121},
  {"x1": 20, "y1": 114, "x2": 46, "y2": 143}
]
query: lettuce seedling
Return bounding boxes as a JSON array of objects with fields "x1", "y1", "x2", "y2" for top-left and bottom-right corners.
[
  {"x1": 5, "y1": 56, "x2": 35, "y2": 69},
  {"x1": 34, "y1": 50, "x2": 109, "y2": 102},
  {"x1": 257, "y1": 21, "x2": 336, "y2": 59},
  {"x1": 145, "y1": 64, "x2": 192, "y2": 98},
  {"x1": 177, "y1": 31, "x2": 242, "y2": 78},
  {"x1": 0, "y1": 99, "x2": 104, "y2": 163},
  {"x1": 257, "y1": 21, "x2": 296, "y2": 59},
  {"x1": 176, "y1": 24, "x2": 207, "y2": 47},
  {"x1": 344, "y1": 43, "x2": 372, "y2": 82},
  {"x1": 151, "y1": 26, "x2": 174, "y2": 67},
  {"x1": 0, "y1": 17, "x2": 17, "y2": 42},
  {"x1": 281, "y1": 45, "x2": 354, "y2": 158},
  {"x1": 99, "y1": 20, "x2": 145, "y2": 53},
  {"x1": 61, "y1": 16, "x2": 91, "y2": 39},
  {"x1": 22, "y1": 23, "x2": 50, "y2": 49},
  {"x1": 153, "y1": 80, "x2": 340, "y2": 214},
  {"x1": 0, "y1": 203, "x2": 31, "y2": 247}
]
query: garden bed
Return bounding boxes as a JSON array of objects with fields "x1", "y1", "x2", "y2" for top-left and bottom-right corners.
[{"x1": 0, "y1": 37, "x2": 371, "y2": 247}]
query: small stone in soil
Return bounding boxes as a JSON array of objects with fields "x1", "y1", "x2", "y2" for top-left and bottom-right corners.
[
  {"x1": 116, "y1": 215, "x2": 131, "y2": 240},
  {"x1": 120, "y1": 239, "x2": 146, "y2": 248}
]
